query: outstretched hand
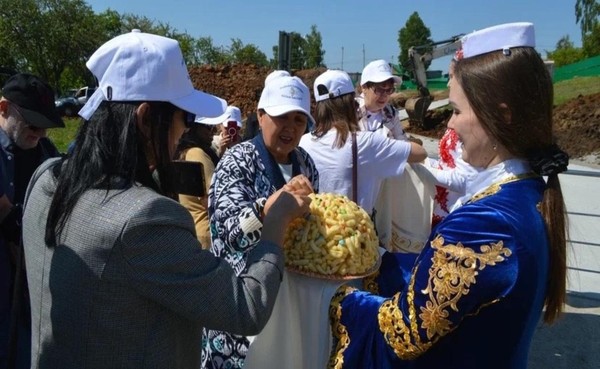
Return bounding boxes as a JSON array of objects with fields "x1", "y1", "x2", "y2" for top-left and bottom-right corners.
[{"x1": 283, "y1": 174, "x2": 314, "y2": 196}]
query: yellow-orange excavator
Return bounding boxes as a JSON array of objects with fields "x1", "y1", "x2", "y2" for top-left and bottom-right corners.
[{"x1": 404, "y1": 35, "x2": 463, "y2": 128}]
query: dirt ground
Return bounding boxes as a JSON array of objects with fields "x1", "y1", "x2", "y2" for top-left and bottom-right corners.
[{"x1": 189, "y1": 65, "x2": 600, "y2": 165}]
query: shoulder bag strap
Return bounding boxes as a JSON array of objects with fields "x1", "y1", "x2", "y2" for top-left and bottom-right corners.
[{"x1": 352, "y1": 132, "x2": 357, "y2": 203}]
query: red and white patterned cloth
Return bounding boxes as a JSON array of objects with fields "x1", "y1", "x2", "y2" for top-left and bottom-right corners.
[{"x1": 432, "y1": 129, "x2": 463, "y2": 227}]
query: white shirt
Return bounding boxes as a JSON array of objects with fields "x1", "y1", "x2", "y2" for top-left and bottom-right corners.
[
  {"x1": 356, "y1": 95, "x2": 407, "y2": 140},
  {"x1": 421, "y1": 157, "x2": 479, "y2": 194},
  {"x1": 299, "y1": 129, "x2": 412, "y2": 213},
  {"x1": 451, "y1": 159, "x2": 530, "y2": 212}
]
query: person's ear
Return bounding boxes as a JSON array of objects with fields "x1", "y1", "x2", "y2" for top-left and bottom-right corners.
[
  {"x1": 134, "y1": 102, "x2": 157, "y2": 170},
  {"x1": 257, "y1": 109, "x2": 267, "y2": 128},
  {"x1": 499, "y1": 103, "x2": 512, "y2": 124},
  {"x1": 135, "y1": 102, "x2": 152, "y2": 140}
]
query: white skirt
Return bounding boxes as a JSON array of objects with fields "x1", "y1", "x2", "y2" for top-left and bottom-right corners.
[
  {"x1": 374, "y1": 164, "x2": 436, "y2": 253},
  {"x1": 244, "y1": 271, "x2": 361, "y2": 369}
]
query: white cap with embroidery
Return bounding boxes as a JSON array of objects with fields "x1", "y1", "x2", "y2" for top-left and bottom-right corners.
[{"x1": 257, "y1": 76, "x2": 315, "y2": 127}]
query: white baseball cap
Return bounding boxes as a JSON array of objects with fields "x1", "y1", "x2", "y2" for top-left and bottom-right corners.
[
  {"x1": 459, "y1": 22, "x2": 535, "y2": 59},
  {"x1": 196, "y1": 105, "x2": 243, "y2": 127},
  {"x1": 222, "y1": 106, "x2": 243, "y2": 127},
  {"x1": 313, "y1": 70, "x2": 355, "y2": 102},
  {"x1": 257, "y1": 76, "x2": 315, "y2": 127},
  {"x1": 360, "y1": 59, "x2": 402, "y2": 86},
  {"x1": 265, "y1": 70, "x2": 291, "y2": 86},
  {"x1": 79, "y1": 29, "x2": 226, "y2": 120}
]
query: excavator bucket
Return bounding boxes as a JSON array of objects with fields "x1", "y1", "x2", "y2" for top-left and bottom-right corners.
[{"x1": 405, "y1": 95, "x2": 432, "y2": 129}]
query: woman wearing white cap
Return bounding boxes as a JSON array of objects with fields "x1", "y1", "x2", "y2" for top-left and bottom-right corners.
[
  {"x1": 203, "y1": 75, "x2": 319, "y2": 369},
  {"x1": 210, "y1": 105, "x2": 243, "y2": 157},
  {"x1": 328, "y1": 22, "x2": 569, "y2": 369},
  {"x1": 300, "y1": 69, "x2": 427, "y2": 218},
  {"x1": 357, "y1": 59, "x2": 405, "y2": 139},
  {"x1": 242, "y1": 70, "x2": 291, "y2": 142},
  {"x1": 357, "y1": 59, "x2": 432, "y2": 252},
  {"x1": 20, "y1": 30, "x2": 310, "y2": 369}
]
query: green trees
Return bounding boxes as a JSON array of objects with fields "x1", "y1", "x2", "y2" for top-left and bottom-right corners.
[
  {"x1": 230, "y1": 39, "x2": 269, "y2": 66},
  {"x1": 0, "y1": 0, "x2": 107, "y2": 94},
  {"x1": 547, "y1": 0, "x2": 599, "y2": 67},
  {"x1": 547, "y1": 36, "x2": 586, "y2": 67},
  {"x1": 305, "y1": 25, "x2": 326, "y2": 68},
  {"x1": 397, "y1": 12, "x2": 432, "y2": 69},
  {"x1": 271, "y1": 25, "x2": 326, "y2": 69},
  {"x1": 0, "y1": 0, "x2": 272, "y2": 93},
  {"x1": 575, "y1": 0, "x2": 600, "y2": 57},
  {"x1": 575, "y1": 0, "x2": 600, "y2": 38}
]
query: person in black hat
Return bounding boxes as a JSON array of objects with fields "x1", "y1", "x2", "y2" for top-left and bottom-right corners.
[{"x1": 0, "y1": 72, "x2": 63, "y2": 369}]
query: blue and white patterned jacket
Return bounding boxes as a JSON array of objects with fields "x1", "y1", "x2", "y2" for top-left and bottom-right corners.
[{"x1": 208, "y1": 136, "x2": 319, "y2": 275}]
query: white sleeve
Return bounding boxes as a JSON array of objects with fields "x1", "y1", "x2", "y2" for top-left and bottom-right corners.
[
  {"x1": 360, "y1": 133, "x2": 412, "y2": 178},
  {"x1": 415, "y1": 163, "x2": 475, "y2": 194}
]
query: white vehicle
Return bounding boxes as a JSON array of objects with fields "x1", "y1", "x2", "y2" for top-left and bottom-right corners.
[{"x1": 55, "y1": 86, "x2": 96, "y2": 117}]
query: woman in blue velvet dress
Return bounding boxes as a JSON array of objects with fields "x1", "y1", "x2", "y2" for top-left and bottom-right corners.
[{"x1": 328, "y1": 22, "x2": 570, "y2": 369}]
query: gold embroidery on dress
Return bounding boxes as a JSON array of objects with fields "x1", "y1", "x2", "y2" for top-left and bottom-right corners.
[
  {"x1": 328, "y1": 285, "x2": 356, "y2": 369},
  {"x1": 377, "y1": 235, "x2": 512, "y2": 359},
  {"x1": 468, "y1": 173, "x2": 537, "y2": 204},
  {"x1": 363, "y1": 270, "x2": 380, "y2": 293}
]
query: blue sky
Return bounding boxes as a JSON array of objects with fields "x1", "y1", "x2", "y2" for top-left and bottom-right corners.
[{"x1": 87, "y1": 0, "x2": 583, "y2": 74}]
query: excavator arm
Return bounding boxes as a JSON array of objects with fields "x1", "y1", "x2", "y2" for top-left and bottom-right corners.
[{"x1": 405, "y1": 35, "x2": 462, "y2": 128}]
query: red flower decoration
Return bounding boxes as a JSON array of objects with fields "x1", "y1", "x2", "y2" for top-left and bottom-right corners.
[{"x1": 454, "y1": 48, "x2": 464, "y2": 61}]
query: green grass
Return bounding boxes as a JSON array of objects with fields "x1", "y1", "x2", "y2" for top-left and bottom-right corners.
[
  {"x1": 552, "y1": 76, "x2": 600, "y2": 106},
  {"x1": 47, "y1": 75, "x2": 600, "y2": 154},
  {"x1": 47, "y1": 117, "x2": 80, "y2": 153}
]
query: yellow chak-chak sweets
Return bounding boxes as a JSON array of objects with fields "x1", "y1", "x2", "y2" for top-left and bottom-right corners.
[{"x1": 283, "y1": 193, "x2": 380, "y2": 277}]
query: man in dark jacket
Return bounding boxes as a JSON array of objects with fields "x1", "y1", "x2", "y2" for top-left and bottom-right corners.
[{"x1": 0, "y1": 73, "x2": 63, "y2": 369}]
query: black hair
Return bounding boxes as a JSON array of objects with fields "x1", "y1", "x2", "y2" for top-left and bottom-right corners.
[
  {"x1": 174, "y1": 124, "x2": 220, "y2": 166},
  {"x1": 44, "y1": 101, "x2": 177, "y2": 246}
]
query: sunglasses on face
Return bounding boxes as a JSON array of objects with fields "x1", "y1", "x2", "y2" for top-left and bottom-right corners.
[{"x1": 372, "y1": 86, "x2": 395, "y2": 96}]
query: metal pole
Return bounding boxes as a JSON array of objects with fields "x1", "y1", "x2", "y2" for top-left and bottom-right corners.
[{"x1": 362, "y1": 44, "x2": 365, "y2": 68}]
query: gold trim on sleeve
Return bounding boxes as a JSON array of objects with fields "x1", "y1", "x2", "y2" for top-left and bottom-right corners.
[
  {"x1": 328, "y1": 285, "x2": 356, "y2": 369},
  {"x1": 377, "y1": 235, "x2": 512, "y2": 360}
]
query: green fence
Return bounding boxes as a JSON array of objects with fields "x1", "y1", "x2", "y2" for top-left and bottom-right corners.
[
  {"x1": 552, "y1": 55, "x2": 600, "y2": 82},
  {"x1": 351, "y1": 56, "x2": 600, "y2": 91},
  {"x1": 399, "y1": 77, "x2": 448, "y2": 91}
]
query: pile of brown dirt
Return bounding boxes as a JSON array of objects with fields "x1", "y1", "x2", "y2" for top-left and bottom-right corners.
[
  {"x1": 189, "y1": 64, "x2": 327, "y2": 120},
  {"x1": 189, "y1": 64, "x2": 600, "y2": 161},
  {"x1": 552, "y1": 93, "x2": 600, "y2": 159},
  {"x1": 189, "y1": 64, "x2": 270, "y2": 118}
]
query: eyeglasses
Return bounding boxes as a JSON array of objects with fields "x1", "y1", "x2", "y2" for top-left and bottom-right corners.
[
  {"x1": 372, "y1": 86, "x2": 395, "y2": 96},
  {"x1": 10, "y1": 104, "x2": 44, "y2": 131}
]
